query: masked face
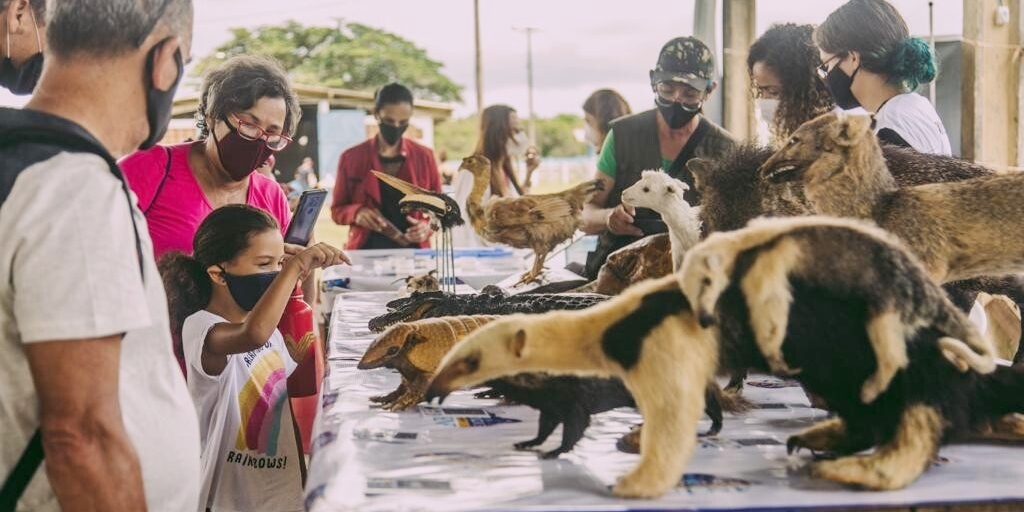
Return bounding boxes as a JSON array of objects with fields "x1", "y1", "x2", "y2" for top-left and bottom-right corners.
[
  {"x1": 820, "y1": 55, "x2": 861, "y2": 110},
  {"x1": 756, "y1": 98, "x2": 780, "y2": 125},
  {"x1": 379, "y1": 122, "x2": 408, "y2": 146},
  {"x1": 220, "y1": 268, "x2": 280, "y2": 312},
  {"x1": 215, "y1": 117, "x2": 276, "y2": 181},
  {"x1": 656, "y1": 99, "x2": 702, "y2": 130},
  {"x1": 139, "y1": 39, "x2": 184, "y2": 149},
  {"x1": 0, "y1": 7, "x2": 42, "y2": 95}
]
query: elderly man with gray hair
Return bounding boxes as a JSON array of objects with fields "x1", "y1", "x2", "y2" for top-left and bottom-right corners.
[{"x1": 0, "y1": 1, "x2": 200, "y2": 511}]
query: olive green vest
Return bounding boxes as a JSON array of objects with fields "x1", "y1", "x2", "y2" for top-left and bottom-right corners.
[{"x1": 584, "y1": 109, "x2": 736, "y2": 279}]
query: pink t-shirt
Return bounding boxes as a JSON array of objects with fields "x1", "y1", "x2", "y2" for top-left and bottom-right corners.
[{"x1": 121, "y1": 142, "x2": 291, "y2": 261}]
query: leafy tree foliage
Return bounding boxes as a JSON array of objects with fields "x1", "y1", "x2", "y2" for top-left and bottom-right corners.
[{"x1": 194, "y1": 20, "x2": 463, "y2": 103}]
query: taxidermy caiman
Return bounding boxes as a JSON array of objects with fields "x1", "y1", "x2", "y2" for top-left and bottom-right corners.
[{"x1": 368, "y1": 286, "x2": 608, "y2": 332}]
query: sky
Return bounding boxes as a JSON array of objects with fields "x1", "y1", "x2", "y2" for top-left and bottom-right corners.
[{"x1": 0, "y1": 0, "x2": 964, "y2": 118}]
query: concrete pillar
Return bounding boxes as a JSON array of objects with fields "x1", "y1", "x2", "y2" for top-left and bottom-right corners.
[
  {"x1": 962, "y1": 0, "x2": 1022, "y2": 169},
  {"x1": 723, "y1": 0, "x2": 757, "y2": 141}
]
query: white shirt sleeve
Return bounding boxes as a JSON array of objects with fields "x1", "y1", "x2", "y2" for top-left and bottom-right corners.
[
  {"x1": 12, "y1": 153, "x2": 152, "y2": 343},
  {"x1": 182, "y1": 310, "x2": 227, "y2": 380}
]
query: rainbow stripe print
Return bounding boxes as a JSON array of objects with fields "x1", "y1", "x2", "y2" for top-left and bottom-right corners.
[{"x1": 235, "y1": 349, "x2": 289, "y2": 456}]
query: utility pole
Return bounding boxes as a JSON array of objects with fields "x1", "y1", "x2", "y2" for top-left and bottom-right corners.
[
  {"x1": 474, "y1": 0, "x2": 483, "y2": 113},
  {"x1": 513, "y1": 26, "x2": 538, "y2": 144}
]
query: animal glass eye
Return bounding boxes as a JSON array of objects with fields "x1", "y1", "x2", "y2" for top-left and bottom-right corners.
[
  {"x1": 788, "y1": 137, "x2": 800, "y2": 146},
  {"x1": 666, "y1": 187, "x2": 674, "y2": 194},
  {"x1": 643, "y1": 187, "x2": 650, "y2": 193},
  {"x1": 386, "y1": 346, "x2": 399, "y2": 356},
  {"x1": 701, "y1": 277, "x2": 711, "y2": 286}
]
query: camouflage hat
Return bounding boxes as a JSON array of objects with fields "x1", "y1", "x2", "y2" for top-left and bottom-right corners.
[{"x1": 650, "y1": 36, "x2": 715, "y2": 91}]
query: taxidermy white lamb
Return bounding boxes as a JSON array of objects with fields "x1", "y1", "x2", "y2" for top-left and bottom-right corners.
[{"x1": 620, "y1": 170, "x2": 702, "y2": 271}]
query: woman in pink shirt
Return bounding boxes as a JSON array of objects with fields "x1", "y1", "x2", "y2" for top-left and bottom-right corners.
[{"x1": 122, "y1": 55, "x2": 299, "y2": 259}]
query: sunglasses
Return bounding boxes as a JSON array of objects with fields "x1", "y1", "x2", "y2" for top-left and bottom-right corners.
[{"x1": 816, "y1": 53, "x2": 847, "y2": 81}]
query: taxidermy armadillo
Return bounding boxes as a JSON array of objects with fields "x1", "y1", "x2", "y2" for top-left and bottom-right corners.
[{"x1": 358, "y1": 315, "x2": 499, "y2": 411}]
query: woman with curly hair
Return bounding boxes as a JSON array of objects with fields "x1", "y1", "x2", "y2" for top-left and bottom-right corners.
[
  {"x1": 816, "y1": 0, "x2": 950, "y2": 155},
  {"x1": 747, "y1": 23, "x2": 834, "y2": 146}
]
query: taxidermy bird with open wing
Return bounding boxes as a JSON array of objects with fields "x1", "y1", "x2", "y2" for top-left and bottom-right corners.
[{"x1": 372, "y1": 171, "x2": 464, "y2": 293}]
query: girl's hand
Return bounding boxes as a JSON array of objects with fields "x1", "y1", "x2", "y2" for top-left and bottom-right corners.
[{"x1": 286, "y1": 243, "x2": 351, "y2": 280}]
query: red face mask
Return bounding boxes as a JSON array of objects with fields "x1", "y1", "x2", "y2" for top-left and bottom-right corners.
[{"x1": 215, "y1": 118, "x2": 275, "y2": 181}]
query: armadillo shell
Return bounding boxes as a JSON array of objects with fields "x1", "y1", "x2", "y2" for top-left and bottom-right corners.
[{"x1": 405, "y1": 316, "x2": 500, "y2": 371}]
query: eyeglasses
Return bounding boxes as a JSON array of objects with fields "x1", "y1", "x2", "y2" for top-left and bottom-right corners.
[
  {"x1": 654, "y1": 81, "x2": 705, "y2": 105},
  {"x1": 816, "y1": 53, "x2": 846, "y2": 81},
  {"x1": 227, "y1": 114, "x2": 292, "y2": 151}
]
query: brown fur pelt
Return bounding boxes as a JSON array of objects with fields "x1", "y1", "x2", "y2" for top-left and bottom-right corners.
[
  {"x1": 573, "y1": 233, "x2": 673, "y2": 295},
  {"x1": 689, "y1": 139, "x2": 1022, "y2": 312},
  {"x1": 760, "y1": 112, "x2": 1024, "y2": 284}
]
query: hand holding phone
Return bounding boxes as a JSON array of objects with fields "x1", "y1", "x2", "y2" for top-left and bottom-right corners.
[{"x1": 285, "y1": 189, "x2": 328, "y2": 246}]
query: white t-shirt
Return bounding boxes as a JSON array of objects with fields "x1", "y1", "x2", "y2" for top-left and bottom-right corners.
[
  {"x1": 873, "y1": 92, "x2": 952, "y2": 156},
  {"x1": 182, "y1": 310, "x2": 303, "y2": 512},
  {"x1": 0, "y1": 152, "x2": 201, "y2": 512}
]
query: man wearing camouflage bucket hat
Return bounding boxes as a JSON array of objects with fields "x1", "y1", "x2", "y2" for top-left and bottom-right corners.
[{"x1": 581, "y1": 36, "x2": 736, "y2": 279}]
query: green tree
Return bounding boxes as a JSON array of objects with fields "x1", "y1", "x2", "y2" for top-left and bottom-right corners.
[
  {"x1": 194, "y1": 20, "x2": 463, "y2": 103},
  {"x1": 535, "y1": 114, "x2": 587, "y2": 157},
  {"x1": 434, "y1": 115, "x2": 479, "y2": 160}
]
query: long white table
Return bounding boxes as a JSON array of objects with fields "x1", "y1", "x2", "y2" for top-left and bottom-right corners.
[{"x1": 304, "y1": 291, "x2": 1024, "y2": 511}]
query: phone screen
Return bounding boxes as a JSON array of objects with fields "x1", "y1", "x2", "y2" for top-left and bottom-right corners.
[{"x1": 284, "y1": 189, "x2": 328, "y2": 246}]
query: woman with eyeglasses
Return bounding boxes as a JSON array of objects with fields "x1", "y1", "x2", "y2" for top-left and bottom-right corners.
[
  {"x1": 122, "y1": 54, "x2": 300, "y2": 260},
  {"x1": 815, "y1": 0, "x2": 950, "y2": 155},
  {"x1": 121, "y1": 55, "x2": 305, "y2": 371},
  {"x1": 747, "y1": 23, "x2": 834, "y2": 147}
]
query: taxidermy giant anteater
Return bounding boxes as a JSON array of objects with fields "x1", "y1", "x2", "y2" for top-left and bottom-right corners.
[{"x1": 426, "y1": 219, "x2": 1024, "y2": 499}]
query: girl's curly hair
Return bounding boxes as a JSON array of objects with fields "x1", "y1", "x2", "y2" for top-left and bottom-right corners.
[{"x1": 748, "y1": 23, "x2": 835, "y2": 145}]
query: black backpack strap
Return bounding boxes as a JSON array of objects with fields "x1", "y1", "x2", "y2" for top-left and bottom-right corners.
[
  {"x1": 0, "y1": 430, "x2": 42, "y2": 512},
  {"x1": 0, "y1": 127, "x2": 145, "y2": 279}
]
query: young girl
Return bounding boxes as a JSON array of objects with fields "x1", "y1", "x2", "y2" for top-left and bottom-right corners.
[{"x1": 160, "y1": 204, "x2": 349, "y2": 512}]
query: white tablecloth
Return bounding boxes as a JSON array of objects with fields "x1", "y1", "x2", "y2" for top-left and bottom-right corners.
[{"x1": 304, "y1": 292, "x2": 1024, "y2": 511}]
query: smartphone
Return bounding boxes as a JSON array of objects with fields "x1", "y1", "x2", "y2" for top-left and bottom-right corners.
[{"x1": 284, "y1": 189, "x2": 328, "y2": 246}]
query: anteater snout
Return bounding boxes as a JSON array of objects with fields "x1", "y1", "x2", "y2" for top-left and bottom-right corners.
[{"x1": 697, "y1": 310, "x2": 716, "y2": 328}]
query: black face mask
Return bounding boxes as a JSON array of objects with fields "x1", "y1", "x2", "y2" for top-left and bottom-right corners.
[
  {"x1": 220, "y1": 268, "x2": 280, "y2": 312},
  {"x1": 656, "y1": 99, "x2": 701, "y2": 129},
  {"x1": 0, "y1": 51, "x2": 41, "y2": 95},
  {"x1": 379, "y1": 123, "x2": 408, "y2": 146},
  {"x1": 139, "y1": 39, "x2": 184, "y2": 150},
  {"x1": 824, "y1": 65, "x2": 861, "y2": 110}
]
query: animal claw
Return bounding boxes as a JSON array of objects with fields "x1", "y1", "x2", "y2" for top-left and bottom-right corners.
[{"x1": 540, "y1": 449, "x2": 566, "y2": 460}]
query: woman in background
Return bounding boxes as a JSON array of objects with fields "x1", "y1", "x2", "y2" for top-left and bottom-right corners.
[
  {"x1": 815, "y1": 0, "x2": 950, "y2": 155},
  {"x1": 582, "y1": 89, "x2": 631, "y2": 153},
  {"x1": 451, "y1": 104, "x2": 539, "y2": 246},
  {"x1": 747, "y1": 23, "x2": 834, "y2": 147}
]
